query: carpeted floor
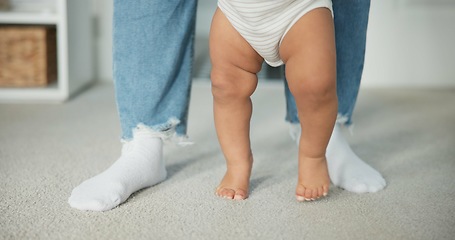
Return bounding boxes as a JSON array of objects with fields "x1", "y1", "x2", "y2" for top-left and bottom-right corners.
[{"x1": 1, "y1": 81, "x2": 454, "y2": 240}]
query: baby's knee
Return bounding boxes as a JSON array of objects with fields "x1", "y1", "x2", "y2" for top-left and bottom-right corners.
[
  {"x1": 289, "y1": 74, "x2": 336, "y2": 103},
  {"x1": 211, "y1": 67, "x2": 257, "y2": 100}
]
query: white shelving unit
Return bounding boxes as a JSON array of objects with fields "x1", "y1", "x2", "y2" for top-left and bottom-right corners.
[{"x1": 0, "y1": 0, "x2": 93, "y2": 103}]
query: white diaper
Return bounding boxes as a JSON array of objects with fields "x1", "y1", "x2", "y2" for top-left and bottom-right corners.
[{"x1": 218, "y1": 0, "x2": 333, "y2": 67}]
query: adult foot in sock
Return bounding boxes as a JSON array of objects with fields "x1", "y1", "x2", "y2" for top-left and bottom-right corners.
[
  {"x1": 68, "y1": 128, "x2": 167, "y2": 211},
  {"x1": 326, "y1": 123, "x2": 386, "y2": 193}
]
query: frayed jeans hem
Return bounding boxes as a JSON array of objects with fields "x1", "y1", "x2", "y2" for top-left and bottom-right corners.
[{"x1": 121, "y1": 118, "x2": 193, "y2": 146}]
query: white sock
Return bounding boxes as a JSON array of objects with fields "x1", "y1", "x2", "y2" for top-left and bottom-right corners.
[
  {"x1": 290, "y1": 123, "x2": 386, "y2": 193},
  {"x1": 326, "y1": 124, "x2": 386, "y2": 193},
  {"x1": 68, "y1": 128, "x2": 167, "y2": 211}
]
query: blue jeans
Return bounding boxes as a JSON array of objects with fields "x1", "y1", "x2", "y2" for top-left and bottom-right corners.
[
  {"x1": 113, "y1": 0, "x2": 370, "y2": 140},
  {"x1": 113, "y1": 0, "x2": 198, "y2": 140},
  {"x1": 285, "y1": 0, "x2": 371, "y2": 125}
]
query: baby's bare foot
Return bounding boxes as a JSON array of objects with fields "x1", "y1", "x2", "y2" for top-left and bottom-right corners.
[
  {"x1": 296, "y1": 156, "x2": 330, "y2": 202},
  {"x1": 216, "y1": 159, "x2": 253, "y2": 200}
]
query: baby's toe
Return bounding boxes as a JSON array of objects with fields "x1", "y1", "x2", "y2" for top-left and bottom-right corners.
[
  {"x1": 233, "y1": 189, "x2": 248, "y2": 200},
  {"x1": 304, "y1": 188, "x2": 313, "y2": 200},
  {"x1": 217, "y1": 187, "x2": 235, "y2": 199},
  {"x1": 323, "y1": 185, "x2": 329, "y2": 196},
  {"x1": 295, "y1": 185, "x2": 306, "y2": 202},
  {"x1": 311, "y1": 189, "x2": 320, "y2": 200}
]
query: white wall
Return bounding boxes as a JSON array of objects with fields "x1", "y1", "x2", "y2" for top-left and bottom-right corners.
[
  {"x1": 363, "y1": 0, "x2": 455, "y2": 87},
  {"x1": 91, "y1": 0, "x2": 112, "y2": 82},
  {"x1": 92, "y1": 0, "x2": 455, "y2": 88}
]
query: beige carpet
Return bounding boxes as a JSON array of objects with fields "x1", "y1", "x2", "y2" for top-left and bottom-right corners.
[{"x1": 1, "y1": 81, "x2": 454, "y2": 240}]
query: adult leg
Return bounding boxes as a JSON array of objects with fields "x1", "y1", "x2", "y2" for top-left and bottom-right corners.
[
  {"x1": 284, "y1": 0, "x2": 386, "y2": 193},
  {"x1": 68, "y1": 0, "x2": 198, "y2": 211},
  {"x1": 113, "y1": 0, "x2": 197, "y2": 140},
  {"x1": 210, "y1": 8, "x2": 263, "y2": 200}
]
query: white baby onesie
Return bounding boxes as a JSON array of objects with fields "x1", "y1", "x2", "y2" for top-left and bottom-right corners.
[{"x1": 218, "y1": 0, "x2": 333, "y2": 67}]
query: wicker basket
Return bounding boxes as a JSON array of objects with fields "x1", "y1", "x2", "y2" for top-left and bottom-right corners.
[
  {"x1": 0, "y1": 25, "x2": 57, "y2": 87},
  {"x1": 0, "y1": 0, "x2": 10, "y2": 11}
]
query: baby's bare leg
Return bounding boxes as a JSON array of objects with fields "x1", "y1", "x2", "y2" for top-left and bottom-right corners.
[
  {"x1": 209, "y1": 8, "x2": 263, "y2": 200},
  {"x1": 280, "y1": 8, "x2": 337, "y2": 201}
]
